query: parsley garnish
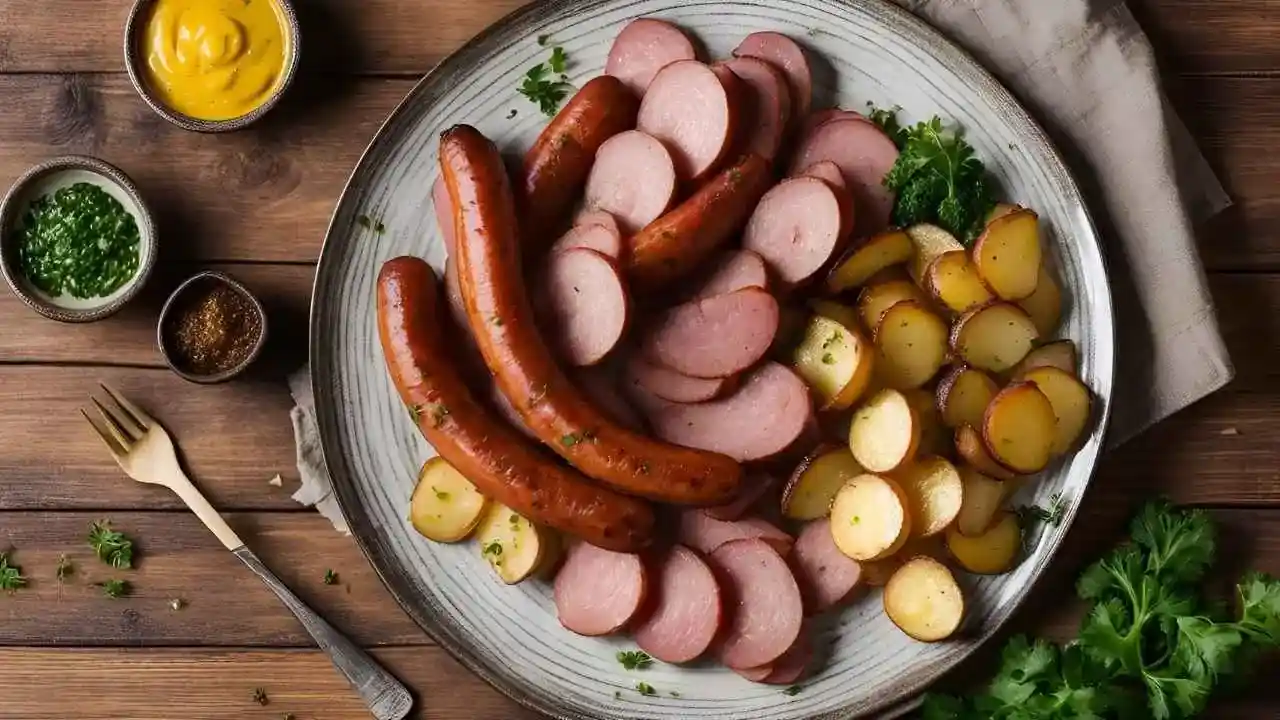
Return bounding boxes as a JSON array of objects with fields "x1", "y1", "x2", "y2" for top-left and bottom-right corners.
[
  {"x1": 88, "y1": 520, "x2": 134, "y2": 569},
  {"x1": 482, "y1": 541, "x2": 503, "y2": 557},
  {"x1": 617, "y1": 650, "x2": 653, "y2": 670},
  {"x1": 548, "y1": 46, "x2": 568, "y2": 74},
  {"x1": 867, "y1": 103, "x2": 906, "y2": 147},
  {"x1": 55, "y1": 554, "x2": 72, "y2": 582},
  {"x1": 821, "y1": 352, "x2": 835, "y2": 365},
  {"x1": 783, "y1": 685, "x2": 803, "y2": 696},
  {"x1": 0, "y1": 553, "x2": 26, "y2": 591},
  {"x1": 821, "y1": 331, "x2": 842, "y2": 350},
  {"x1": 100, "y1": 579, "x2": 129, "y2": 598},
  {"x1": 635, "y1": 681, "x2": 656, "y2": 696},
  {"x1": 323, "y1": 569, "x2": 338, "y2": 585},
  {"x1": 252, "y1": 687, "x2": 269, "y2": 706},
  {"x1": 519, "y1": 48, "x2": 574, "y2": 116},
  {"x1": 1016, "y1": 492, "x2": 1067, "y2": 530}
]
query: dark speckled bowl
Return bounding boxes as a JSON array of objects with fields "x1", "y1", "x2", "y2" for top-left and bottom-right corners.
[
  {"x1": 158, "y1": 271, "x2": 269, "y2": 384},
  {"x1": 122, "y1": 0, "x2": 302, "y2": 133}
]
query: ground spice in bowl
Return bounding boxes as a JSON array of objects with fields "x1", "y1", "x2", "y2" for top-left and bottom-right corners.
[{"x1": 159, "y1": 273, "x2": 266, "y2": 382}]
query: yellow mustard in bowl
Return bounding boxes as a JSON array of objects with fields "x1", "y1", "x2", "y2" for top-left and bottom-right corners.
[{"x1": 144, "y1": 0, "x2": 289, "y2": 121}]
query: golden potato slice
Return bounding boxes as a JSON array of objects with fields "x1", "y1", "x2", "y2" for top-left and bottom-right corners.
[
  {"x1": 925, "y1": 251, "x2": 994, "y2": 314},
  {"x1": 1016, "y1": 266, "x2": 1062, "y2": 336},
  {"x1": 893, "y1": 456, "x2": 964, "y2": 538},
  {"x1": 951, "y1": 302, "x2": 1040, "y2": 373},
  {"x1": 954, "y1": 425, "x2": 1019, "y2": 481},
  {"x1": 903, "y1": 388, "x2": 950, "y2": 457},
  {"x1": 1022, "y1": 366, "x2": 1093, "y2": 454},
  {"x1": 982, "y1": 382, "x2": 1056, "y2": 474},
  {"x1": 809, "y1": 299, "x2": 862, "y2": 332},
  {"x1": 986, "y1": 202, "x2": 1020, "y2": 224},
  {"x1": 865, "y1": 265, "x2": 911, "y2": 286},
  {"x1": 830, "y1": 473, "x2": 912, "y2": 561},
  {"x1": 793, "y1": 315, "x2": 876, "y2": 411},
  {"x1": 783, "y1": 445, "x2": 864, "y2": 520},
  {"x1": 973, "y1": 209, "x2": 1042, "y2": 300},
  {"x1": 476, "y1": 502, "x2": 550, "y2": 584},
  {"x1": 848, "y1": 388, "x2": 920, "y2": 472},
  {"x1": 410, "y1": 457, "x2": 490, "y2": 543},
  {"x1": 883, "y1": 557, "x2": 965, "y2": 642},
  {"x1": 947, "y1": 512, "x2": 1021, "y2": 574},
  {"x1": 905, "y1": 224, "x2": 964, "y2": 286},
  {"x1": 955, "y1": 465, "x2": 1008, "y2": 536},
  {"x1": 874, "y1": 301, "x2": 949, "y2": 389},
  {"x1": 826, "y1": 229, "x2": 914, "y2": 293},
  {"x1": 936, "y1": 365, "x2": 999, "y2": 430},
  {"x1": 857, "y1": 280, "x2": 927, "y2": 331},
  {"x1": 1010, "y1": 339, "x2": 1078, "y2": 380}
]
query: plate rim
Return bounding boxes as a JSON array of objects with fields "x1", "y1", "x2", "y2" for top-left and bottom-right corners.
[{"x1": 308, "y1": 0, "x2": 1117, "y2": 717}]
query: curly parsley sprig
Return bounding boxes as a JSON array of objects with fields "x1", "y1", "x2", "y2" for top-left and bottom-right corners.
[{"x1": 519, "y1": 46, "x2": 573, "y2": 117}]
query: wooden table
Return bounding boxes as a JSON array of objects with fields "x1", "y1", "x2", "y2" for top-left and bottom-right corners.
[{"x1": 0, "y1": 1, "x2": 1277, "y2": 718}]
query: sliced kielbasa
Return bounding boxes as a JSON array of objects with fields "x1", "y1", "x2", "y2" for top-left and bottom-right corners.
[
  {"x1": 537, "y1": 248, "x2": 629, "y2": 367},
  {"x1": 623, "y1": 355, "x2": 733, "y2": 404},
  {"x1": 723, "y1": 56, "x2": 792, "y2": 162},
  {"x1": 691, "y1": 249, "x2": 769, "y2": 300},
  {"x1": 743, "y1": 176, "x2": 846, "y2": 287},
  {"x1": 555, "y1": 541, "x2": 649, "y2": 636},
  {"x1": 642, "y1": 287, "x2": 779, "y2": 379},
  {"x1": 733, "y1": 32, "x2": 813, "y2": 125},
  {"x1": 679, "y1": 510, "x2": 794, "y2": 557},
  {"x1": 791, "y1": 518, "x2": 863, "y2": 613},
  {"x1": 633, "y1": 545, "x2": 723, "y2": 664},
  {"x1": 583, "y1": 130, "x2": 677, "y2": 235},
  {"x1": 638, "y1": 60, "x2": 737, "y2": 184},
  {"x1": 791, "y1": 118, "x2": 899, "y2": 235},
  {"x1": 605, "y1": 18, "x2": 697, "y2": 97},
  {"x1": 710, "y1": 538, "x2": 804, "y2": 669}
]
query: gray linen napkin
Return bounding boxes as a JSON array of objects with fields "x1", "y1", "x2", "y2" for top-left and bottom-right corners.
[{"x1": 287, "y1": 0, "x2": 1234, "y2": 528}]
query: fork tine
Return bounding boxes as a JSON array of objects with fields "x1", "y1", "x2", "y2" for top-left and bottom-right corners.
[
  {"x1": 81, "y1": 408, "x2": 127, "y2": 458},
  {"x1": 91, "y1": 394, "x2": 143, "y2": 443},
  {"x1": 100, "y1": 383, "x2": 153, "y2": 430}
]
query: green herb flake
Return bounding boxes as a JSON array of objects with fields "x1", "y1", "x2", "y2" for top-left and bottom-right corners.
[
  {"x1": 560, "y1": 432, "x2": 584, "y2": 447},
  {"x1": 88, "y1": 520, "x2": 134, "y2": 569},
  {"x1": 428, "y1": 402, "x2": 451, "y2": 428},
  {"x1": 635, "y1": 681, "x2": 656, "y2": 697},
  {"x1": 613, "y1": 690, "x2": 622, "y2": 700},
  {"x1": 518, "y1": 48, "x2": 574, "y2": 117},
  {"x1": 548, "y1": 46, "x2": 568, "y2": 74},
  {"x1": 55, "y1": 554, "x2": 73, "y2": 582},
  {"x1": 0, "y1": 553, "x2": 26, "y2": 591},
  {"x1": 783, "y1": 685, "x2": 803, "y2": 696},
  {"x1": 482, "y1": 541, "x2": 503, "y2": 557},
  {"x1": 323, "y1": 569, "x2": 338, "y2": 585},
  {"x1": 821, "y1": 352, "x2": 835, "y2": 365},
  {"x1": 850, "y1": 515, "x2": 860, "y2": 525},
  {"x1": 821, "y1": 331, "x2": 842, "y2": 350},
  {"x1": 14, "y1": 182, "x2": 141, "y2": 299},
  {"x1": 100, "y1": 579, "x2": 129, "y2": 598},
  {"x1": 252, "y1": 687, "x2": 269, "y2": 706},
  {"x1": 616, "y1": 650, "x2": 654, "y2": 671},
  {"x1": 357, "y1": 214, "x2": 372, "y2": 230},
  {"x1": 537, "y1": 34, "x2": 549, "y2": 46},
  {"x1": 433, "y1": 486, "x2": 451, "y2": 502}
]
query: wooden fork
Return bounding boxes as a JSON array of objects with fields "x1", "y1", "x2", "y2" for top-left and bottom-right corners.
[{"x1": 82, "y1": 383, "x2": 413, "y2": 720}]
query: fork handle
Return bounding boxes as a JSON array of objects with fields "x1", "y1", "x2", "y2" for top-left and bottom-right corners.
[{"x1": 234, "y1": 547, "x2": 414, "y2": 720}]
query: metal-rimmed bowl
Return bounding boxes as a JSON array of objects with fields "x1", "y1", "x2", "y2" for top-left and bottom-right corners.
[
  {"x1": 158, "y1": 270, "x2": 269, "y2": 384},
  {"x1": 122, "y1": 0, "x2": 302, "y2": 133},
  {"x1": 0, "y1": 155, "x2": 158, "y2": 323}
]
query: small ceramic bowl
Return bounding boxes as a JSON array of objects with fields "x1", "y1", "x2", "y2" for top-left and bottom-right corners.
[
  {"x1": 0, "y1": 155, "x2": 158, "y2": 323},
  {"x1": 123, "y1": 0, "x2": 302, "y2": 133},
  {"x1": 158, "y1": 271, "x2": 269, "y2": 384}
]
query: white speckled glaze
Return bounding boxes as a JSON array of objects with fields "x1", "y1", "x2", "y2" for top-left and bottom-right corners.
[{"x1": 309, "y1": 1, "x2": 1115, "y2": 718}]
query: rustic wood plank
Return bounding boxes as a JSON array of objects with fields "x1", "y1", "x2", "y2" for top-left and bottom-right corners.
[
  {"x1": 1130, "y1": 0, "x2": 1280, "y2": 75},
  {"x1": 0, "y1": 512, "x2": 424, "y2": 646}
]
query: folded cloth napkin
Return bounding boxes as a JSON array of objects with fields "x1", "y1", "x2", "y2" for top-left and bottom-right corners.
[{"x1": 287, "y1": 0, "x2": 1234, "y2": 528}]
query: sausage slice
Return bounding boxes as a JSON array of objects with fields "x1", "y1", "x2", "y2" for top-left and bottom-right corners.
[
  {"x1": 624, "y1": 355, "x2": 732, "y2": 404},
  {"x1": 743, "y1": 177, "x2": 845, "y2": 287},
  {"x1": 723, "y1": 56, "x2": 793, "y2": 162},
  {"x1": 642, "y1": 287, "x2": 779, "y2": 378},
  {"x1": 710, "y1": 538, "x2": 804, "y2": 669},
  {"x1": 799, "y1": 160, "x2": 856, "y2": 241},
  {"x1": 705, "y1": 471, "x2": 777, "y2": 521},
  {"x1": 549, "y1": 222, "x2": 624, "y2": 260},
  {"x1": 802, "y1": 108, "x2": 872, "y2": 137},
  {"x1": 761, "y1": 632, "x2": 812, "y2": 684},
  {"x1": 633, "y1": 545, "x2": 723, "y2": 664},
  {"x1": 791, "y1": 118, "x2": 900, "y2": 235},
  {"x1": 573, "y1": 208, "x2": 622, "y2": 238},
  {"x1": 679, "y1": 510, "x2": 794, "y2": 557},
  {"x1": 605, "y1": 18, "x2": 697, "y2": 97},
  {"x1": 791, "y1": 518, "x2": 863, "y2": 613},
  {"x1": 554, "y1": 541, "x2": 648, "y2": 636},
  {"x1": 538, "y1": 248, "x2": 629, "y2": 367},
  {"x1": 638, "y1": 60, "x2": 737, "y2": 183},
  {"x1": 692, "y1": 249, "x2": 769, "y2": 300},
  {"x1": 733, "y1": 32, "x2": 813, "y2": 124},
  {"x1": 583, "y1": 130, "x2": 677, "y2": 235}
]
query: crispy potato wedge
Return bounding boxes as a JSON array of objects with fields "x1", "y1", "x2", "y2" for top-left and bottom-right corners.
[
  {"x1": 947, "y1": 511, "x2": 1021, "y2": 574},
  {"x1": 893, "y1": 456, "x2": 964, "y2": 538},
  {"x1": 883, "y1": 556, "x2": 965, "y2": 642},
  {"x1": 809, "y1": 299, "x2": 862, "y2": 332},
  {"x1": 1016, "y1": 266, "x2": 1062, "y2": 336},
  {"x1": 826, "y1": 229, "x2": 914, "y2": 293},
  {"x1": 951, "y1": 302, "x2": 1040, "y2": 373},
  {"x1": 903, "y1": 388, "x2": 950, "y2": 457},
  {"x1": 986, "y1": 203, "x2": 1020, "y2": 224},
  {"x1": 936, "y1": 365, "x2": 1000, "y2": 430},
  {"x1": 794, "y1": 315, "x2": 876, "y2": 411},
  {"x1": 973, "y1": 209, "x2": 1042, "y2": 300},
  {"x1": 857, "y1": 280, "x2": 928, "y2": 331},
  {"x1": 955, "y1": 465, "x2": 1008, "y2": 536},
  {"x1": 1022, "y1": 366, "x2": 1092, "y2": 454},
  {"x1": 905, "y1": 224, "x2": 964, "y2": 286},
  {"x1": 783, "y1": 445, "x2": 864, "y2": 520},
  {"x1": 874, "y1": 301, "x2": 949, "y2": 390},
  {"x1": 476, "y1": 502, "x2": 551, "y2": 584},
  {"x1": 1010, "y1": 339, "x2": 1078, "y2": 380},
  {"x1": 830, "y1": 473, "x2": 912, "y2": 561},
  {"x1": 848, "y1": 388, "x2": 920, "y2": 472},
  {"x1": 410, "y1": 457, "x2": 490, "y2": 543},
  {"x1": 982, "y1": 382, "x2": 1057, "y2": 474},
  {"x1": 954, "y1": 425, "x2": 1019, "y2": 481},
  {"x1": 926, "y1": 251, "x2": 994, "y2": 314}
]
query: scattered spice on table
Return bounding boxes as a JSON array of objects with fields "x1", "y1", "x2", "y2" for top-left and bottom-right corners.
[
  {"x1": 164, "y1": 282, "x2": 262, "y2": 376},
  {"x1": 252, "y1": 687, "x2": 269, "y2": 706},
  {"x1": 635, "y1": 681, "x2": 656, "y2": 697},
  {"x1": 0, "y1": 552, "x2": 26, "y2": 591},
  {"x1": 55, "y1": 554, "x2": 73, "y2": 582},
  {"x1": 14, "y1": 182, "x2": 141, "y2": 299},
  {"x1": 169, "y1": 598, "x2": 185, "y2": 611},
  {"x1": 322, "y1": 569, "x2": 338, "y2": 585},
  {"x1": 100, "y1": 579, "x2": 130, "y2": 598},
  {"x1": 88, "y1": 520, "x2": 134, "y2": 569}
]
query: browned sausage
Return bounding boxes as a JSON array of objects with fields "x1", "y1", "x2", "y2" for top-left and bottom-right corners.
[
  {"x1": 520, "y1": 76, "x2": 640, "y2": 251},
  {"x1": 625, "y1": 153, "x2": 773, "y2": 293},
  {"x1": 376, "y1": 256, "x2": 655, "y2": 551},
  {"x1": 440, "y1": 124, "x2": 743, "y2": 506}
]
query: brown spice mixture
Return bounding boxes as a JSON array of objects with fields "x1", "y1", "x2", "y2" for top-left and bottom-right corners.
[{"x1": 166, "y1": 283, "x2": 261, "y2": 375}]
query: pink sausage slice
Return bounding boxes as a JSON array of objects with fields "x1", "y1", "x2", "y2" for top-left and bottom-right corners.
[
  {"x1": 649, "y1": 362, "x2": 813, "y2": 461},
  {"x1": 706, "y1": 471, "x2": 777, "y2": 521},
  {"x1": 554, "y1": 541, "x2": 648, "y2": 636},
  {"x1": 734, "y1": 665, "x2": 774, "y2": 682},
  {"x1": 638, "y1": 60, "x2": 736, "y2": 183},
  {"x1": 791, "y1": 518, "x2": 863, "y2": 613},
  {"x1": 576, "y1": 366, "x2": 644, "y2": 432},
  {"x1": 802, "y1": 108, "x2": 871, "y2": 137},
  {"x1": 432, "y1": 175, "x2": 456, "y2": 256},
  {"x1": 584, "y1": 131, "x2": 677, "y2": 236},
  {"x1": 723, "y1": 56, "x2": 792, "y2": 162},
  {"x1": 692, "y1": 249, "x2": 769, "y2": 300},
  {"x1": 680, "y1": 510, "x2": 793, "y2": 557},
  {"x1": 733, "y1": 32, "x2": 812, "y2": 124},
  {"x1": 605, "y1": 18, "x2": 697, "y2": 97},
  {"x1": 633, "y1": 545, "x2": 723, "y2": 664},
  {"x1": 762, "y1": 632, "x2": 812, "y2": 684},
  {"x1": 539, "y1": 248, "x2": 629, "y2": 366},
  {"x1": 791, "y1": 118, "x2": 899, "y2": 235},
  {"x1": 743, "y1": 177, "x2": 845, "y2": 287},
  {"x1": 710, "y1": 538, "x2": 804, "y2": 669},
  {"x1": 800, "y1": 160, "x2": 856, "y2": 241},
  {"x1": 573, "y1": 208, "x2": 622, "y2": 238},
  {"x1": 624, "y1": 355, "x2": 731, "y2": 404},
  {"x1": 642, "y1": 287, "x2": 779, "y2": 379},
  {"x1": 800, "y1": 159, "x2": 847, "y2": 189},
  {"x1": 550, "y1": 222, "x2": 624, "y2": 259}
]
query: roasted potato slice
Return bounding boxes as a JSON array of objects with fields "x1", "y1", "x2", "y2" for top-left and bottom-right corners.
[
  {"x1": 903, "y1": 388, "x2": 950, "y2": 457},
  {"x1": 884, "y1": 557, "x2": 965, "y2": 642},
  {"x1": 857, "y1": 280, "x2": 928, "y2": 331},
  {"x1": 1022, "y1": 366, "x2": 1092, "y2": 454},
  {"x1": 893, "y1": 456, "x2": 964, "y2": 538},
  {"x1": 954, "y1": 425, "x2": 1019, "y2": 481},
  {"x1": 1016, "y1": 266, "x2": 1063, "y2": 336},
  {"x1": 951, "y1": 302, "x2": 1040, "y2": 373},
  {"x1": 925, "y1": 251, "x2": 994, "y2": 314},
  {"x1": 848, "y1": 388, "x2": 920, "y2": 472},
  {"x1": 905, "y1": 224, "x2": 964, "y2": 286},
  {"x1": 986, "y1": 202, "x2": 1020, "y2": 224},
  {"x1": 973, "y1": 209, "x2": 1042, "y2": 300},
  {"x1": 1010, "y1": 339, "x2": 1078, "y2": 380},
  {"x1": 830, "y1": 473, "x2": 912, "y2": 561},
  {"x1": 826, "y1": 229, "x2": 914, "y2": 293},
  {"x1": 784, "y1": 445, "x2": 864, "y2": 520},
  {"x1": 410, "y1": 457, "x2": 490, "y2": 543},
  {"x1": 476, "y1": 502, "x2": 551, "y2": 584},
  {"x1": 794, "y1": 314, "x2": 876, "y2": 411},
  {"x1": 982, "y1": 382, "x2": 1057, "y2": 474},
  {"x1": 936, "y1": 365, "x2": 1000, "y2": 429},
  {"x1": 947, "y1": 511, "x2": 1021, "y2": 574},
  {"x1": 955, "y1": 465, "x2": 1009, "y2": 536},
  {"x1": 874, "y1": 301, "x2": 949, "y2": 390},
  {"x1": 809, "y1": 299, "x2": 862, "y2": 332}
]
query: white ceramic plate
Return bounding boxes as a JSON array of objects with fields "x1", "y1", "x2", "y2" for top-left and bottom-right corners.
[{"x1": 310, "y1": 1, "x2": 1115, "y2": 717}]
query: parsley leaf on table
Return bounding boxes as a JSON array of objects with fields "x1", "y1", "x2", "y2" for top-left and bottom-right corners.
[
  {"x1": 519, "y1": 47, "x2": 574, "y2": 117},
  {"x1": 88, "y1": 520, "x2": 134, "y2": 569},
  {"x1": 616, "y1": 650, "x2": 653, "y2": 670},
  {"x1": 0, "y1": 552, "x2": 27, "y2": 591}
]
